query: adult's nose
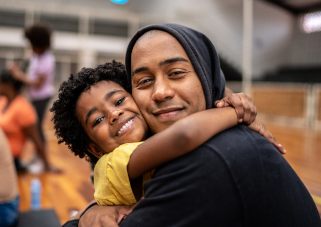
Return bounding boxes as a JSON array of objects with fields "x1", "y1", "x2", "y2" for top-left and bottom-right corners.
[
  {"x1": 151, "y1": 77, "x2": 175, "y2": 102},
  {"x1": 109, "y1": 109, "x2": 123, "y2": 124}
]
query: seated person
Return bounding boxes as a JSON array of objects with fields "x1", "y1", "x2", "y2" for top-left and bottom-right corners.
[
  {"x1": 0, "y1": 128, "x2": 19, "y2": 227},
  {"x1": 51, "y1": 61, "x2": 282, "y2": 210},
  {"x1": 0, "y1": 70, "x2": 57, "y2": 172}
]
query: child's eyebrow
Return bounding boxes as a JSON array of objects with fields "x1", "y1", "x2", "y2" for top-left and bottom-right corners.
[
  {"x1": 105, "y1": 89, "x2": 123, "y2": 101},
  {"x1": 85, "y1": 89, "x2": 124, "y2": 125},
  {"x1": 86, "y1": 107, "x2": 98, "y2": 125}
]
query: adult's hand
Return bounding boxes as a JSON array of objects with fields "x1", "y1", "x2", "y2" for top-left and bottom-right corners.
[
  {"x1": 247, "y1": 118, "x2": 286, "y2": 154},
  {"x1": 215, "y1": 92, "x2": 256, "y2": 125},
  {"x1": 79, "y1": 204, "x2": 136, "y2": 227}
]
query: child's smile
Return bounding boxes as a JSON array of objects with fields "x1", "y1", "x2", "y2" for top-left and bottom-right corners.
[
  {"x1": 115, "y1": 116, "x2": 136, "y2": 137},
  {"x1": 75, "y1": 80, "x2": 149, "y2": 157}
]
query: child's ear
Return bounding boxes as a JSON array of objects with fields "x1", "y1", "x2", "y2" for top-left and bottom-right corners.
[{"x1": 87, "y1": 143, "x2": 104, "y2": 159}]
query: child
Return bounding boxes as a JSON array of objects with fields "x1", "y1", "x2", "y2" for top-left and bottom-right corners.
[
  {"x1": 51, "y1": 61, "x2": 278, "y2": 206},
  {"x1": 10, "y1": 24, "x2": 55, "y2": 144}
]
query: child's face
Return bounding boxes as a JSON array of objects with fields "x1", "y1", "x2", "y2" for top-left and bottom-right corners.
[{"x1": 76, "y1": 80, "x2": 149, "y2": 157}]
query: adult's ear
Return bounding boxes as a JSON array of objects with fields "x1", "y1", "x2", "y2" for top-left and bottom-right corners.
[{"x1": 87, "y1": 143, "x2": 104, "y2": 159}]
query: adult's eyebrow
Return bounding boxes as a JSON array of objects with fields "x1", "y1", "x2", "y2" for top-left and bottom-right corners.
[
  {"x1": 85, "y1": 89, "x2": 124, "y2": 125},
  {"x1": 132, "y1": 66, "x2": 149, "y2": 77},
  {"x1": 159, "y1": 57, "x2": 189, "y2": 66}
]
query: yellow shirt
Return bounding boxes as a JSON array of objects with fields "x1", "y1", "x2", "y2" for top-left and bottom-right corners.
[{"x1": 94, "y1": 142, "x2": 153, "y2": 206}]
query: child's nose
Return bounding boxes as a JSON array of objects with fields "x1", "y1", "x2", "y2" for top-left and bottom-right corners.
[{"x1": 110, "y1": 110, "x2": 123, "y2": 124}]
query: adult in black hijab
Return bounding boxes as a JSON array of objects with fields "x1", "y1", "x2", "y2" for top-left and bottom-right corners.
[{"x1": 73, "y1": 24, "x2": 320, "y2": 227}]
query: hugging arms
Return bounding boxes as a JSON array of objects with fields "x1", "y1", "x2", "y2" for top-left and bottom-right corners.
[{"x1": 60, "y1": 23, "x2": 320, "y2": 227}]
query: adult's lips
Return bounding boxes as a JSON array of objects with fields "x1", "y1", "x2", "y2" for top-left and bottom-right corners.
[{"x1": 152, "y1": 107, "x2": 184, "y2": 118}]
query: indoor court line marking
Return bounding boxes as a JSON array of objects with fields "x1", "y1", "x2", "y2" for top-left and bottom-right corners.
[{"x1": 311, "y1": 194, "x2": 321, "y2": 206}]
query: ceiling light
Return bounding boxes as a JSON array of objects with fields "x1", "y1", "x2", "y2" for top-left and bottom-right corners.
[
  {"x1": 303, "y1": 11, "x2": 321, "y2": 33},
  {"x1": 110, "y1": 0, "x2": 129, "y2": 5}
]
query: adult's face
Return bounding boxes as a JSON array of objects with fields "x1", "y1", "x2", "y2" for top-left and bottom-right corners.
[{"x1": 131, "y1": 31, "x2": 206, "y2": 134}]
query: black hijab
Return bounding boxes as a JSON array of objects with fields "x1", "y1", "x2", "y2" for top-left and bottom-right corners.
[{"x1": 125, "y1": 23, "x2": 226, "y2": 109}]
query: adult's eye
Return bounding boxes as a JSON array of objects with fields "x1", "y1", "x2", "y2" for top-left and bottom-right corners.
[
  {"x1": 93, "y1": 116, "x2": 104, "y2": 127},
  {"x1": 169, "y1": 71, "x2": 187, "y2": 77},
  {"x1": 116, "y1": 97, "x2": 125, "y2": 106},
  {"x1": 137, "y1": 78, "x2": 153, "y2": 87}
]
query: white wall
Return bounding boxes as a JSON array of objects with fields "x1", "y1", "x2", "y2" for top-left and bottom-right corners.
[
  {"x1": 130, "y1": 0, "x2": 296, "y2": 78},
  {"x1": 287, "y1": 17, "x2": 321, "y2": 67},
  {"x1": 0, "y1": 0, "x2": 307, "y2": 79},
  {"x1": 252, "y1": 1, "x2": 294, "y2": 77}
]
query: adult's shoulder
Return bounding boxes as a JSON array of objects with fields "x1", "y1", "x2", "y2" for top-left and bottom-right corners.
[
  {"x1": 14, "y1": 95, "x2": 36, "y2": 112},
  {"x1": 123, "y1": 125, "x2": 321, "y2": 227},
  {"x1": 201, "y1": 124, "x2": 321, "y2": 226},
  {"x1": 203, "y1": 124, "x2": 281, "y2": 168},
  {"x1": 12, "y1": 95, "x2": 37, "y2": 126}
]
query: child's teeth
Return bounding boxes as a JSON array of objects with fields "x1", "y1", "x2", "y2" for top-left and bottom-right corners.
[{"x1": 117, "y1": 119, "x2": 134, "y2": 135}]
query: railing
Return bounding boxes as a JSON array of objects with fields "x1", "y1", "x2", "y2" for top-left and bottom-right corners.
[{"x1": 251, "y1": 83, "x2": 321, "y2": 129}]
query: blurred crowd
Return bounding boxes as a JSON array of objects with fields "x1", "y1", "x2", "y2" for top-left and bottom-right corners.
[{"x1": 0, "y1": 24, "x2": 59, "y2": 227}]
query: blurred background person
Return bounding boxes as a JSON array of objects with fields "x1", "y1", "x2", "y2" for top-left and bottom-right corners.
[
  {"x1": 0, "y1": 127, "x2": 19, "y2": 227},
  {"x1": 0, "y1": 69, "x2": 57, "y2": 172},
  {"x1": 10, "y1": 24, "x2": 55, "y2": 145}
]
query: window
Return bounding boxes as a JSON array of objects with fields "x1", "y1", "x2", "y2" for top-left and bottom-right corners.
[
  {"x1": 0, "y1": 9, "x2": 25, "y2": 28},
  {"x1": 39, "y1": 14, "x2": 79, "y2": 33},
  {"x1": 302, "y1": 11, "x2": 321, "y2": 33}
]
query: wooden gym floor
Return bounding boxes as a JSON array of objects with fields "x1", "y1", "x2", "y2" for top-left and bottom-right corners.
[{"x1": 17, "y1": 114, "x2": 321, "y2": 225}]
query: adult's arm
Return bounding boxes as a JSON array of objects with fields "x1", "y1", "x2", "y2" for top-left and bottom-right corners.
[
  {"x1": 0, "y1": 128, "x2": 18, "y2": 202},
  {"x1": 10, "y1": 63, "x2": 45, "y2": 89}
]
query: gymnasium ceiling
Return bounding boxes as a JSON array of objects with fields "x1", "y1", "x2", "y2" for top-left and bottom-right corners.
[{"x1": 264, "y1": 0, "x2": 321, "y2": 14}]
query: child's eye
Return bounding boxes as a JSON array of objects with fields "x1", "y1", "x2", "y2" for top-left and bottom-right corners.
[
  {"x1": 93, "y1": 117, "x2": 104, "y2": 127},
  {"x1": 116, "y1": 97, "x2": 125, "y2": 106}
]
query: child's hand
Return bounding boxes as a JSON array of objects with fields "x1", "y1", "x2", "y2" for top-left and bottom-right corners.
[
  {"x1": 247, "y1": 118, "x2": 286, "y2": 154},
  {"x1": 215, "y1": 93, "x2": 256, "y2": 125}
]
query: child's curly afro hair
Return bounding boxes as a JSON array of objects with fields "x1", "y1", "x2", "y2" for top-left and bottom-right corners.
[{"x1": 50, "y1": 60, "x2": 131, "y2": 164}]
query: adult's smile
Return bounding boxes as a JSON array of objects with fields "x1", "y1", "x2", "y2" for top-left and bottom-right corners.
[{"x1": 152, "y1": 107, "x2": 185, "y2": 119}]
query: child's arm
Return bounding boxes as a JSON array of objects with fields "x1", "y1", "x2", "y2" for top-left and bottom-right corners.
[{"x1": 127, "y1": 107, "x2": 238, "y2": 180}]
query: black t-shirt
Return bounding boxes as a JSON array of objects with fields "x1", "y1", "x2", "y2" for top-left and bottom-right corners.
[
  {"x1": 120, "y1": 125, "x2": 320, "y2": 227},
  {"x1": 63, "y1": 125, "x2": 321, "y2": 227}
]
